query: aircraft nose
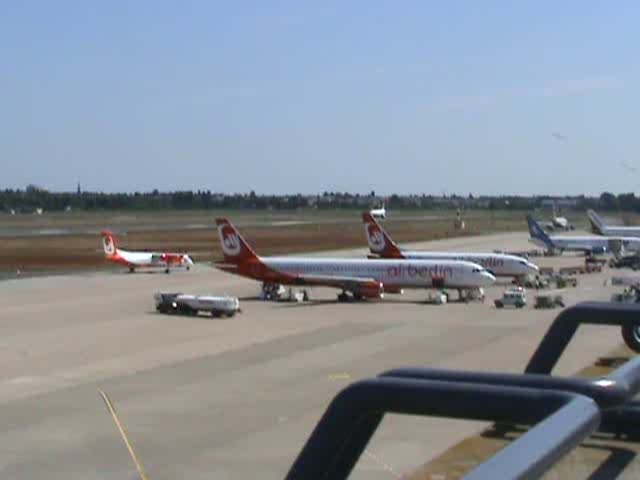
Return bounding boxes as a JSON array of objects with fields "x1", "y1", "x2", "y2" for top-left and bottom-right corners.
[
  {"x1": 527, "y1": 262, "x2": 539, "y2": 274},
  {"x1": 481, "y1": 271, "x2": 496, "y2": 285}
]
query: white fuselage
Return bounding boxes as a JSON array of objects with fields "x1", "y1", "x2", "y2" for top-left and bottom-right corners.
[
  {"x1": 262, "y1": 257, "x2": 495, "y2": 288},
  {"x1": 396, "y1": 252, "x2": 538, "y2": 277},
  {"x1": 117, "y1": 249, "x2": 155, "y2": 266},
  {"x1": 370, "y1": 208, "x2": 386, "y2": 219},
  {"x1": 116, "y1": 249, "x2": 193, "y2": 268},
  {"x1": 596, "y1": 225, "x2": 640, "y2": 238},
  {"x1": 530, "y1": 235, "x2": 640, "y2": 253},
  {"x1": 552, "y1": 217, "x2": 570, "y2": 229}
]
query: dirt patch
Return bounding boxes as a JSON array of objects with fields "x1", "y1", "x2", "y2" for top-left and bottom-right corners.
[{"x1": 0, "y1": 212, "x2": 526, "y2": 273}]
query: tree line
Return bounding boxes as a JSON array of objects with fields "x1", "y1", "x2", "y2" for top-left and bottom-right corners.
[{"x1": 0, "y1": 188, "x2": 637, "y2": 213}]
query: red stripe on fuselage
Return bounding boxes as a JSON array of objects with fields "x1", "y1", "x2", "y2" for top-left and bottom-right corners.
[{"x1": 216, "y1": 259, "x2": 298, "y2": 284}]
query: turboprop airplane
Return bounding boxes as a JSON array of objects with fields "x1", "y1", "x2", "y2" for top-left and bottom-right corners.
[
  {"x1": 214, "y1": 218, "x2": 495, "y2": 301},
  {"x1": 588, "y1": 209, "x2": 640, "y2": 238},
  {"x1": 527, "y1": 215, "x2": 640, "y2": 255},
  {"x1": 370, "y1": 201, "x2": 386, "y2": 219},
  {"x1": 362, "y1": 213, "x2": 539, "y2": 278},
  {"x1": 101, "y1": 231, "x2": 194, "y2": 273}
]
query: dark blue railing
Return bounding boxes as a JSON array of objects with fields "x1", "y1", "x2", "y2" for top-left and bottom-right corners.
[{"x1": 286, "y1": 302, "x2": 640, "y2": 480}]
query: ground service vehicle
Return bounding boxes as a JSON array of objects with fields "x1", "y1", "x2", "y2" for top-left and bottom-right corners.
[
  {"x1": 260, "y1": 284, "x2": 309, "y2": 302},
  {"x1": 554, "y1": 275, "x2": 578, "y2": 288},
  {"x1": 519, "y1": 274, "x2": 550, "y2": 289},
  {"x1": 495, "y1": 287, "x2": 527, "y2": 308},
  {"x1": 154, "y1": 292, "x2": 240, "y2": 317},
  {"x1": 534, "y1": 293, "x2": 565, "y2": 309},
  {"x1": 609, "y1": 254, "x2": 640, "y2": 270}
]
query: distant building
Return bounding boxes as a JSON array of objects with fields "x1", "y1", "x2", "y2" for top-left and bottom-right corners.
[{"x1": 540, "y1": 198, "x2": 578, "y2": 209}]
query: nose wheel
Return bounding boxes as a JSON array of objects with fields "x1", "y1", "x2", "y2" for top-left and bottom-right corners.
[{"x1": 337, "y1": 291, "x2": 365, "y2": 302}]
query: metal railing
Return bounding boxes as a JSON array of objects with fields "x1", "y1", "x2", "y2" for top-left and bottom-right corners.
[{"x1": 286, "y1": 302, "x2": 640, "y2": 480}]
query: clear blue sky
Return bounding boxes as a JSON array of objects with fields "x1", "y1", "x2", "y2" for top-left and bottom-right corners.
[{"x1": 2, "y1": 1, "x2": 639, "y2": 195}]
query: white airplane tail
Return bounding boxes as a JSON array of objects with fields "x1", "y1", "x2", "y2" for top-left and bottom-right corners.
[{"x1": 587, "y1": 210, "x2": 606, "y2": 235}]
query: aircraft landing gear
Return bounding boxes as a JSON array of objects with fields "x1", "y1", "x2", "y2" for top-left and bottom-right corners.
[
  {"x1": 337, "y1": 291, "x2": 350, "y2": 302},
  {"x1": 165, "y1": 268, "x2": 170, "y2": 274},
  {"x1": 261, "y1": 283, "x2": 284, "y2": 301},
  {"x1": 128, "y1": 266, "x2": 135, "y2": 273},
  {"x1": 337, "y1": 291, "x2": 365, "y2": 302}
]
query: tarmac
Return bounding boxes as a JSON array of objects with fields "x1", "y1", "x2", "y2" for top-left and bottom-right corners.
[{"x1": 0, "y1": 231, "x2": 633, "y2": 479}]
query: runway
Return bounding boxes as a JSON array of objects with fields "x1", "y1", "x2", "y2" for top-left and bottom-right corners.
[{"x1": 0, "y1": 232, "x2": 627, "y2": 479}]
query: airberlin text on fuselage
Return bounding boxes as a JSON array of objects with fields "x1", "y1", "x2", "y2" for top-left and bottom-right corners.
[
  {"x1": 476, "y1": 257, "x2": 504, "y2": 268},
  {"x1": 387, "y1": 264, "x2": 453, "y2": 278},
  {"x1": 416, "y1": 255, "x2": 504, "y2": 269}
]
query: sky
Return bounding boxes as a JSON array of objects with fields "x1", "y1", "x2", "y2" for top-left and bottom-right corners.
[{"x1": 2, "y1": 1, "x2": 640, "y2": 195}]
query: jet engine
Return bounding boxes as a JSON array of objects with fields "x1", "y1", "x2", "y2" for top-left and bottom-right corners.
[
  {"x1": 384, "y1": 287, "x2": 404, "y2": 294},
  {"x1": 356, "y1": 281, "x2": 384, "y2": 299}
]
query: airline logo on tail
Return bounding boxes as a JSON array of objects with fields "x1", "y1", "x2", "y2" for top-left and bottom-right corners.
[
  {"x1": 365, "y1": 223, "x2": 386, "y2": 252},
  {"x1": 217, "y1": 224, "x2": 242, "y2": 256},
  {"x1": 361, "y1": 212, "x2": 404, "y2": 258},
  {"x1": 215, "y1": 218, "x2": 259, "y2": 263},
  {"x1": 101, "y1": 231, "x2": 116, "y2": 256},
  {"x1": 526, "y1": 215, "x2": 554, "y2": 248}
]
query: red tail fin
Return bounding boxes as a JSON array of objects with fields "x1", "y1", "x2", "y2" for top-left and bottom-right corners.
[
  {"x1": 101, "y1": 230, "x2": 117, "y2": 258},
  {"x1": 215, "y1": 218, "x2": 259, "y2": 264},
  {"x1": 361, "y1": 213, "x2": 404, "y2": 258}
]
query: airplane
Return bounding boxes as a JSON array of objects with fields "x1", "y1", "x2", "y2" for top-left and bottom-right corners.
[
  {"x1": 539, "y1": 206, "x2": 573, "y2": 231},
  {"x1": 588, "y1": 209, "x2": 640, "y2": 238},
  {"x1": 370, "y1": 201, "x2": 386, "y2": 219},
  {"x1": 526, "y1": 215, "x2": 640, "y2": 255},
  {"x1": 214, "y1": 218, "x2": 495, "y2": 301},
  {"x1": 101, "y1": 230, "x2": 194, "y2": 273},
  {"x1": 362, "y1": 212, "x2": 539, "y2": 278}
]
